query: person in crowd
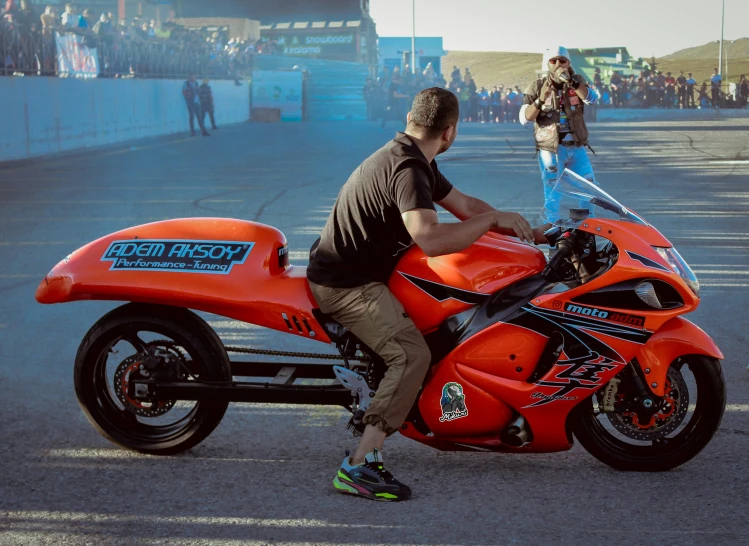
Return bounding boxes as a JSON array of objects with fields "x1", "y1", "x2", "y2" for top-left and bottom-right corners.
[
  {"x1": 13, "y1": 0, "x2": 34, "y2": 30},
  {"x1": 610, "y1": 70, "x2": 623, "y2": 107},
  {"x1": 80, "y1": 8, "x2": 93, "y2": 29},
  {"x1": 363, "y1": 77, "x2": 377, "y2": 121},
  {"x1": 199, "y1": 78, "x2": 218, "y2": 131},
  {"x1": 422, "y1": 61, "x2": 436, "y2": 83},
  {"x1": 182, "y1": 74, "x2": 209, "y2": 137},
  {"x1": 381, "y1": 73, "x2": 409, "y2": 131},
  {"x1": 478, "y1": 86, "x2": 490, "y2": 123},
  {"x1": 93, "y1": 12, "x2": 113, "y2": 38},
  {"x1": 60, "y1": 4, "x2": 78, "y2": 28},
  {"x1": 656, "y1": 71, "x2": 666, "y2": 107},
  {"x1": 512, "y1": 85, "x2": 524, "y2": 121},
  {"x1": 457, "y1": 85, "x2": 471, "y2": 122},
  {"x1": 593, "y1": 67, "x2": 602, "y2": 88},
  {"x1": 664, "y1": 72, "x2": 676, "y2": 108},
  {"x1": 676, "y1": 71, "x2": 687, "y2": 109},
  {"x1": 308, "y1": 87, "x2": 545, "y2": 502},
  {"x1": 710, "y1": 68, "x2": 722, "y2": 108},
  {"x1": 520, "y1": 46, "x2": 600, "y2": 225},
  {"x1": 490, "y1": 85, "x2": 502, "y2": 122},
  {"x1": 698, "y1": 81, "x2": 710, "y2": 109},
  {"x1": 686, "y1": 72, "x2": 696, "y2": 108},
  {"x1": 402, "y1": 64, "x2": 413, "y2": 86},
  {"x1": 39, "y1": 4, "x2": 55, "y2": 31},
  {"x1": 738, "y1": 74, "x2": 749, "y2": 108},
  {"x1": 505, "y1": 86, "x2": 518, "y2": 122},
  {"x1": 450, "y1": 65, "x2": 460, "y2": 84},
  {"x1": 468, "y1": 78, "x2": 478, "y2": 122}
]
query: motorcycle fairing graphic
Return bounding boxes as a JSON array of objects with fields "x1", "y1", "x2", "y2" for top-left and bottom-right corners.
[
  {"x1": 101, "y1": 239, "x2": 254, "y2": 274},
  {"x1": 439, "y1": 382, "x2": 468, "y2": 422},
  {"x1": 506, "y1": 304, "x2": 652, "y2": 408}
]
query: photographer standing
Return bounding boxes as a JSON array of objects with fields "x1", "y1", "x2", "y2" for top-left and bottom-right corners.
[{"x1": 520, "y1": 46, "x2": 599, "y2": 224}]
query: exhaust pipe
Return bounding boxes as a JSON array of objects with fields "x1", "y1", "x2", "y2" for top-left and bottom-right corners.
[{"x1": 500, "y1": 415, "x2": 532, "y2": 447}]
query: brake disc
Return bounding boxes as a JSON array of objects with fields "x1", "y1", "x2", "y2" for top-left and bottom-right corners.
[
  {"x1": 606, "y1": 367, "x2": 690, "y2": 441},
  {"x1": 113, "y1": 354, "x2": 176, "y2": 417}
]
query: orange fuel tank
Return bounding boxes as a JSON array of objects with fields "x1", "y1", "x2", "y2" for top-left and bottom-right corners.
[{"x1": 389, "y1": 233, "x2": 547, "y2": 333}]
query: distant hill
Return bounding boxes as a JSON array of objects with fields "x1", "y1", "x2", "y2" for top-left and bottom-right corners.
[
  {"x1": 656, "y1": 37, "x2": 749, "y2": 83},
  {"x1": 660, "y1": 38, "x2": 749, "y2": 61},
  {"x1": 443, "y1": 39, "x2": 749, "y2": 89},
  {"x1": 442, "y1": 51, "x2": 542, "y2": 90}
]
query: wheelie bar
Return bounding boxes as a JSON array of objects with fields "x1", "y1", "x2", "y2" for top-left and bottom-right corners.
[
  {"x1": 129, "y1": 360, "x2": 353, "y2": 406},
  {"x1": 130, "y1": 379, "x2": 353, "y2": 406}
]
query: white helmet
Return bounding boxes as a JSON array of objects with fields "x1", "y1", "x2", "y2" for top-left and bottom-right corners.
[{"x1": 542, "y1": 46, "x2": 570, "y2": 66}]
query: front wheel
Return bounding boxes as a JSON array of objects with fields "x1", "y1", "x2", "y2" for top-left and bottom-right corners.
[
  {"x1": 571, "y1": 355, "x2": 726, "y2": 471},
  {"x1": 74, "y1": 303, "x2": 231, "y2": 455}
]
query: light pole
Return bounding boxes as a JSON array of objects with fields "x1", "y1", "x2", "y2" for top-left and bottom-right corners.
[
  {"x1": 726, "y1": 40, "x2": 734, "y2": 93},
  {"x1": 411, "y1": 0, "x2": 416, "y2": 74},
  {"x1": 718, "y1": 0, "x2": 724, "y2": 80}
]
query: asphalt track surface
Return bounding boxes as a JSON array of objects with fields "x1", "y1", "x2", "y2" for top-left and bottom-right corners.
[{"x1": 1, "y1": 119, "x2": 748, "y2": 545}]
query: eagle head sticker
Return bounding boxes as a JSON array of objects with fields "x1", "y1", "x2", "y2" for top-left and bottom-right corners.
[{"x1": 439, "y1": 382, "x2": 468, "y2": 422}]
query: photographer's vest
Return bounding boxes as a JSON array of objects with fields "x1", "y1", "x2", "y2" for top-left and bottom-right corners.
[{"x1": 530, "y1": 78, "x2": 589, "y2": 153}]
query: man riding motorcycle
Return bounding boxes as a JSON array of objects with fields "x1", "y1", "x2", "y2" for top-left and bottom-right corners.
[{"x1": 307, "y1": 87, "x2": 548, "y2": 501}]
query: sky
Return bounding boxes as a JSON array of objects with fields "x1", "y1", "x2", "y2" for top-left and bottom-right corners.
[{"x1": 369, "y1": 0, "x2": 749, "y2": 58}]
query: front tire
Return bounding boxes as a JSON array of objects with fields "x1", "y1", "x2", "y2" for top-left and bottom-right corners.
[
  {"x1": 571, "y1": 355, "x2": 726, "y2": 471},
  {"x1": 74, "y1": 303, "x2": 231, "y2": 455}
]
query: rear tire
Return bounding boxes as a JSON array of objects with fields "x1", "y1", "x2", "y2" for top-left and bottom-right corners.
[
  {"x1": 571, "y1": 355, "x2": 725, "y2": 471},
  {"x1": 74, "y1": 303, "x2": 231, "y2": 455}
]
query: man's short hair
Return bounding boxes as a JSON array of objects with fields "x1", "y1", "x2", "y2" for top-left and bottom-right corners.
[{"x1": 407, "y1": 87, "x2": 459, "y2": 139}]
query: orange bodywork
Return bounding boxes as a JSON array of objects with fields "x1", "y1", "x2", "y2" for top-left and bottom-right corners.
[
  {"x1": 37, "y1": 216, "x2": 722, "y2": 454},
  {"x1": 35, "y1": 218, "x2": 332, "y2": 343},
  {"x1": 636, "y1": 317, "x2": 724, "y2": 396},
  {"x1": 390, "y1": 234, "x2": 546, "y2": 332}
]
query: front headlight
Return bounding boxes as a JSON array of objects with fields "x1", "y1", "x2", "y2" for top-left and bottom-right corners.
[{"x1": 652, "y1": 246, "x2": 700, "y2": 298}]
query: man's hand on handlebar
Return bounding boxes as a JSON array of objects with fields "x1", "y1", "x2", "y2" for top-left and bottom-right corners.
[
  {"x1": 533, "y1": 224, "x2": 552, "y2": 245},
  {"x1": 491, "y1": 212, "x2": 535, "y2": 243}
]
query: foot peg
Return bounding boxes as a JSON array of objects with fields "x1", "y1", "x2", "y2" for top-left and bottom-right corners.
[
  {"x1": 500, "y1": 415, "x2": 532, "y2": 447},
  {"x1": 346, "y1": 409, "x2": 366, "y2": 437},
  {"x1": 334, "y1": 366, "x2": 375, "y2": 437}
]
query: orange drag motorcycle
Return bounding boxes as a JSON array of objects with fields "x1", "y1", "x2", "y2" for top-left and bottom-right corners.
[{"x1": 36, "y1": 170, "x2": 725, "y2": 471}]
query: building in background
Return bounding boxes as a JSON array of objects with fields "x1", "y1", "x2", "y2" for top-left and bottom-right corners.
[
  {"x1": 259, "y1": 20, "x2": 375, "y2": 64},
  {"x1": 377, "y1": 37, "x2": 446, "y2": 76},
  {"x1": 176, "y1": 0, "x2": 377, "y2": 64},
  {"x1": 538, "y1": 47, "x2": 651, "y2": 82}
]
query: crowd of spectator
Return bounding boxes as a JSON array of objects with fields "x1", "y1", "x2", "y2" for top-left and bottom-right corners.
[
  {"x1": 0, "y1": 0, "x2": 284, "y2": 78},
  {"x1": 364, "y1": 63, "x2": 748, "y2": 123},
  {"x1": 363, "y1": 64, "x2": 529, "y2": 126},
  {"x1": 591, "y1": 66, "x2": 749, "y2": 109}
]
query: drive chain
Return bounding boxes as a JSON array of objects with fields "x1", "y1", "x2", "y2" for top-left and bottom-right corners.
[{"x1": 223, "y1": 346, "x2": 365, "y2": 362}]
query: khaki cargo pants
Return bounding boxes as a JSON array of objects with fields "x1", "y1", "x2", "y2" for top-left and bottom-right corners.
[{"x1": 309, "y1": 281, "x2": 431, "y2": 435}]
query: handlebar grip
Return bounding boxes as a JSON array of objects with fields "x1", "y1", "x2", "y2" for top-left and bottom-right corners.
[{"x1": 542, "y1": 237, "x2": 574, "y2": 279}]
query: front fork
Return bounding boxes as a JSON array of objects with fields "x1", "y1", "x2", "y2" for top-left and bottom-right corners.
[{"x1": 602, "y1": 359, "x2": 663, "y2": 421}]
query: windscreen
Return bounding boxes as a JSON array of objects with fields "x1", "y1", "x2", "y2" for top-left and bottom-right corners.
[{"x1": 549, "y1": 169, "x2": 647, "y2": 226}]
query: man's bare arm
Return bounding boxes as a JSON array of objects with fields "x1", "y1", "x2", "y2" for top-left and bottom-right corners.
[
  {"x1": 402, "y1": 208, "x2": 536, "y2": 258},
  {"x1": 437, "y1": 188, "x2": 549, "y2": 244}
]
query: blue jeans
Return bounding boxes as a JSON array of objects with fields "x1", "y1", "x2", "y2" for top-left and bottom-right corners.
[{"x1": 537, "y1": 145, "x2": 598, "y2": 224}]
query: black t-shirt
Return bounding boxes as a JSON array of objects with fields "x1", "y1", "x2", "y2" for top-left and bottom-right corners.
[{"x1": 307, "y1": 133, "x2": 454, "y2": 288}]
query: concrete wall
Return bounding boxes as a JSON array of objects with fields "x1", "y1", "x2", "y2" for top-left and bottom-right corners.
[
  {"x1": 0, "y1": 78, "x2": 250, "y2": 162},
  {"x1": 594, "y1": 107, "x2": 749, "y2": 122}
]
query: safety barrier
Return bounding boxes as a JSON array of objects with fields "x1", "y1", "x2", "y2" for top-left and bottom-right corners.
[{"x1": 0, "y1": 77, "x2": 250, "y2": 162}]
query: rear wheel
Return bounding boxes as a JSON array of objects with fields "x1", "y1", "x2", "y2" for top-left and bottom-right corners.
[
  {"x1": 74, "y1": 303, "x2": 231, "y2": 455},
  {"x1": 571, "y1": 355, "x2": 725, "y2": 471}
]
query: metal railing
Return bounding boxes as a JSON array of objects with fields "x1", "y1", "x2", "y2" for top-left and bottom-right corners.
[{"x1": 0, "y1": 27, "x2": 252, "y2": 79}]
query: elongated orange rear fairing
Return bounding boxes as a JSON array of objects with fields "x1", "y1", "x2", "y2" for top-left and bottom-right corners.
[{"x1": 35, "y1": 218, "x2": 331, "y2": 343}]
